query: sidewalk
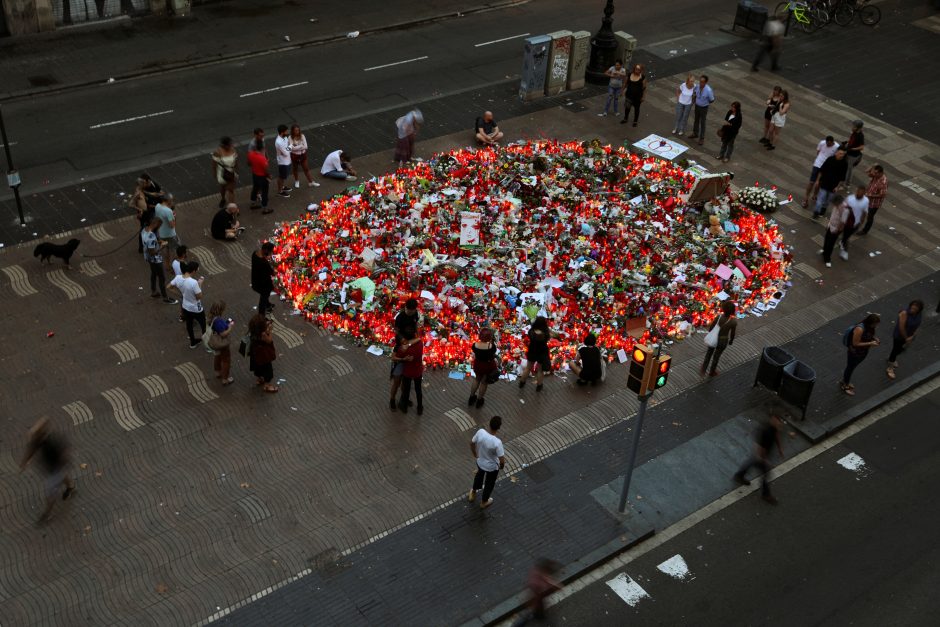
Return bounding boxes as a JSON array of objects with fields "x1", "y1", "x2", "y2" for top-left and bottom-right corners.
[
  {"x1": 216, "y1": 275, "x2": 940, "y2": 627},
  {"x1": 0, "y1": 0, "x2": 528, "y2": 100}
]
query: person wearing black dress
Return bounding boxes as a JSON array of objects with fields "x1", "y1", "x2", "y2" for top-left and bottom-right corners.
[
  {"x1": 469, "y1": 328, "x2": 499, "y2": 409},
  {"x1": 717, "y1": 102, "x2": 743, "y2": 163},
  {"x1": 518, "y1": 316, "x2": 556, "y2": 392},
  {"x1": 619, "y1": 64, "x2": 647, "y2": 128}
]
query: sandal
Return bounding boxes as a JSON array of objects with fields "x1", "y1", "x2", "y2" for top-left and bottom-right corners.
[
  {"x1": 264, "y1": 385, "x2": 279, "y2": 393},
  {"x1": 221, "y1": 377, "x2": 234, "y2": 385},
  {"x1": 886, "y1": 368, "x2": 896, "y2": 380},
  {"x1": 839, "y1": 382, "x2": 855, "y2": 396}
]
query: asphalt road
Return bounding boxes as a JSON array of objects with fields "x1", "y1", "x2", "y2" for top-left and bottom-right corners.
[
  {"x1": 0, "y1": 0, "x2": 722, "y2": 191},
  {"x1": 546, "y1": 385, "x2": 940, "y2": 626}
]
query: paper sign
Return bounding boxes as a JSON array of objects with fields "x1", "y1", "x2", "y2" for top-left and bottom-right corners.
[
  {"x1": 460, "y1": 211, "x2": 482, "y2": 246},
  {"x1": 420, "y1": 290, "x2": 436, "y2": 301},
  {"x1": 714, "y1": 264, "x2": 733, "y2": 280},
  {"x1": 448, "y1": 371, "x2": 466, "y2": 380},
  {"x1": 716, "y1": 290, "x2": 730, "y2": 301},
  {"x1": 617, "y1": 348, "x2": 628, "y2": 363},
  {"x1": 733, "y1": 259, "x2": 752, "y2": 278},
  {"x1": 366, "y1": 345, "x2": 384, "y2": 356}
]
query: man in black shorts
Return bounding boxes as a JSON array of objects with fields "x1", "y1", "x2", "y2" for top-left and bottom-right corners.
[{"x1": 19, "y1": 417, "x2": 75, "y2": 523}]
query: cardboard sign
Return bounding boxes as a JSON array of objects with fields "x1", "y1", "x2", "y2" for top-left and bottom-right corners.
[{"x1": 460, "y1": 212, "x2": 482, "y2": 246}]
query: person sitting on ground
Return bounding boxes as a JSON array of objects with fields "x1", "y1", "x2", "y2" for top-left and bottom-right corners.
[
  {"x1": 320, "y1": 149, "x2": 358, "y2": 181},
  {"x1": 475, "y1": 111, "x2": 504, "y2": 146},
  {"x1": 210, "y1": 203, "x2": 244, "y2": 240},
  {"x1": 569, "y1": 333, "x2": 604, "y2": 385}
]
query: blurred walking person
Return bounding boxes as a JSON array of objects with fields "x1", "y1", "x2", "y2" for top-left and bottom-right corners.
[
  {"x1": 511, "y1": 558, "x2": 563, "y2": 626},
  {"x1": 19, "y1": 417, "x2": 75, "y2": 523},
  {"x1": 251, "y1": 242, "x2": 276, "y2": 316},
  {"x1": 211, "y1": 136, "x2": 238, "y2": 209},
  {"x1": 733, "y1": 414, "x2": 784, "y2": 504},
  {"x1": 859, "y1": 164, "x2": 888, "y2": 234},
  {"x1": 701, "y1": 301, "x2": 737, "y2": 376},
  {"x1": 672, "y1": 74, "x2": 695, "y2": 135},
  {"x1": 841, "y1": 313, "x2": 881, "y2": 395},
  {"x1": 468, "y1": 328, "x2": 499, "y2": 409},
  {"x1": 394, "y1": 109, "x2": 423, "y2": 166},
  {"x1": 821, "y1": 194, "x2": 850, "y2": 267},
  {"x1": 751, "y1": 14, "x2": 784, "y2": 71},
  {"x1": 468, "y1": 415, "x2": 506, "y2": 510},
  {"x1": 249, "y1": 313, "x2": 279, "y2": 393},
  {"x1": 886, "y1": 300, "x2": 923, "y2": 380}
]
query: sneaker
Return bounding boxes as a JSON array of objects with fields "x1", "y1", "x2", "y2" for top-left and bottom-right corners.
[
  {"x1": 670, "y1": 129, "x2": 677, "y2": 134},
  {"x1": 825, "y1": 262, "x2": 832, "y2": 268},
  {"x1": 536, "y1": 383, "x2": 543, "y2": 392},
  {"x1": 416, "y1": 405, "x2": 423, "y2": 416},
  {"x1": 480, "y1": 498, "x2": 494, "y2": 509},
  {"x1": 308, "y1": 180, "x2": 321, "y2": 187},
  {"x1": 632, "y1": 122, "x2": 638, "y2": 127},
  {"x1": 759, "y1": 137, "x2": 769, "y2": 144},
  {"x1": 839, "y1": 250, "x2": 849, "y2": 261},
  {"x1": 163, "y1": 298, "x2": 179, "y2": 305},
  {"x1": 294, "y1": 181, "x2": 300, "y2": 189},
  {"x1": 619, "y1": 119, "x2": 628, "y2": 124},
  {"x1": 278, "y1": 191, "x2": 291, "y2": 198},
  {"x1": 189, "y1": 340, "x2": 200, "y2": 349},
  {"x1": 818, "y1": 249, "x2": 824, "y2": 254},
  {"x1": 886, "y1": 367, "x2": 896, "y2": 380},
  {"x1": 345, "y1": 176, "x2": 357, "y2": 182},
  {"x1": 597, "y1": 112, "x2": 607, "y2": 117},
  {"x1": 733, "y1": 473, "x2": 750, "y2": 486}
]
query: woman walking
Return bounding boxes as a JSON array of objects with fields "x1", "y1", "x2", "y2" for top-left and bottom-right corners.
[
  {"x1": 886, "y1": 300, "x2": 923, "y2": 379},
  {"x1": 764, "y1": 90, "x2": 789, "y2": 151},
  {"x1": 211, "y1": 137, "x2": 238, "y2": 209},
  {"x1": 397, "y1": 327, "x2": 424, "y2": 414},
  {"x1": 288, "y1": 124, "x2": 319, "y2": 188},
  {"x1": 468, "y1": 328, "x2": 499, "y2": 409},
  {"x1": 620, "y1": 64, "x2": 647, "y2": 127},
  {"x1": 672, "y1": 74, "x2": 695, "y2": 135},
  {"x1": 701, "y1": 301, "x2": 737, "y2": 377},
  {"x1": 248, "y1": 313, "x2": 278, "y2": 393},
  {"x1": 717, "y1": 101, "x2": 743, "y2": 163},
  {"x1": 841, "y1": 313, "x2": 880, "y2": 395},
  {"x1": 208, "y1": 301, "x2": 235, "y2": 385},
  {"x1": 519, "y1": 316, "x2": 556, "y2": 392},
  {"x1": 394, "y1": 109, "x2": 424, "y2": 166},
  {"x1": 759, "y1": 86, "x2": 782, "y2": 146}
]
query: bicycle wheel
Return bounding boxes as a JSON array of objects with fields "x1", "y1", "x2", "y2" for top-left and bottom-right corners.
[
  {"x1": 860, "y1": 5, "x2": 881, "y2": 25},
  {"x1": 813, "y1": 7, "x2": 830, "y2": 28},
  {"x1": 774, "y1": 1, "x2": 791, "y2": 18},
  {"x1": 833, "y1": 3, "x2": 854, "y2": 26},
  {"x1": 798, "y1": 12, "x2": 819, "y2": 33}
]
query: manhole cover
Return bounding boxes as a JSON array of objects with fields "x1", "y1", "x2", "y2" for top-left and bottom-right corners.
[{"x1": 27, "y1": 75, "x2": 59, "y2": 87}]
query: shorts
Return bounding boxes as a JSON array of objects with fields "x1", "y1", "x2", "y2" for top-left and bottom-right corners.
[
  {"x1": 808, "y1": 166, "x2": 821, "y2": 183},
  {"x1": 390, "y1": 362, "x2": 404, "y2": 378},
  {"x1": 163, "y1": 235, "x2": 181, "y2": 251},
  {"x1": 278, "y1": 164, "x2": 291, "y2": 179}
]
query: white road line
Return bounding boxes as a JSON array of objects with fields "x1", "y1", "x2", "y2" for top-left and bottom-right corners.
[
  {"x1": 239, "y1": 81, "x2": 309, "y2": 98},
  {"x1": 647, "y1": 33, "x2": 695, "y2": 47},
  {"x1": 0, "y1": 142, "x2": 17, "y2": 148},
  {"x1": 656, "y1": 554, "x2": 692, "y2": 581},
  {"x1": 474, "y1": 33, "x2": 531, "y2": 47},
  {"x1": 363, "y1": 56, "x2": 429, "y2": 72},
  {"x1": 89, "y1": 110, "x2": 173, "y2": 130},
  {"x1": 606, "y1": 573, "x2": 650, "y2": 607}
]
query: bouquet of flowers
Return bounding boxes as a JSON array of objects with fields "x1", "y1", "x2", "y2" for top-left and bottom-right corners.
[{"x1": 737, "y1": 186, "x2": 778, "y2": 213}]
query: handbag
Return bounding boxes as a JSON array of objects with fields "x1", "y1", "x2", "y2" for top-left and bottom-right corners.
[
  {"x1": 208, "y1": 330, "x2": 230, "y2": 351},
  {"x1": 485, "y1": 366, "x2": 501, "y2": 385},
  {"x1": 704, "y1": 321, "x2": 721, "y2": 348},
  {"x1": 238, "y1": 334, "x2": 250, "y2": 357},
  {"x1": 716, "y1": 126, "x2": 726, "y2": 139}
]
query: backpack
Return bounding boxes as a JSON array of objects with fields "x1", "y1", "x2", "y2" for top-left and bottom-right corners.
[{"x1": 842, "y1": 324, "x2": 860, "y2": 347}]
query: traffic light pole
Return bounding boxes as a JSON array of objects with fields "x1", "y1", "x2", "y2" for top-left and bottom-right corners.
[
  {"x1": 618, "y1": 341, "x2": 664, "y2": 513},
  {"x1": 0, "y1": 105, "x2": 26, "y2": 226}
]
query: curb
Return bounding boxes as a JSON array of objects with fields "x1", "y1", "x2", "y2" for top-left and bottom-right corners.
[
  {"x1": 0, "y1": 0, "x2": 531, "y2": 103},
  {"x1": 460, "y1": 527, "x2": 656, "y2": 627}
]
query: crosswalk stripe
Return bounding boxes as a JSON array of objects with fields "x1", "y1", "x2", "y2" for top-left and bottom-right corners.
[
  {"x1": 606, "y1": 573, "x2": 650, "y2": 607},
  {"x1": 88, "y1": 224, "x2": 113, "y2": 242}
]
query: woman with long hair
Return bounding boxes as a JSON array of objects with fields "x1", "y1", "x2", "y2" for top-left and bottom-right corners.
[
  {"x1": 288, "y1": 124, "x2": 318, "y2": 188},
  {"x1": 672, "y1": 74, "x2": 695, "y2": 135},
  {"x1": 765, "y1": 90, "x2": 789, "y2": 151},
  {"x1": 469, "y1": 328, "x2": 499, "y2": 409},
  {"x1": 701, "y1": 301, "x2": 737, "y2": 377},
  {"x1": 760, "y1": 86, "x2": 782, "y2": 145},
  {"x1": 211, "y1": 136, "x2": 238, "y2": 208},
  {"x1": 249, "y1": 313, "x2": 278, "y2": 393},
  {"x1": 620, "y1": 63, "x2": 647, "y2": 128},
  {"x1": 717, "y1": 101, "x2": 742, "y2": 163},
  {"x1": 389, "y1": 333, "x2": 408, "y2": 411},
  {"x1": 208, "y1": 301, "x2": 235, "y2": 385},
  {"x1": 519, "y1": 316, "x2": 556, "y2": 392},
  {"x1": 841, "y1": 313, "x2": 880, "y2": 395}
]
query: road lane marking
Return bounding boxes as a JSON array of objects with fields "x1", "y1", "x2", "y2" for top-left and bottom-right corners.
[
  {"x1": 606, "y1": 573, "x2": 649, "y2": 607},
  {"x1": 239, "y1": 81, "x2": 308, "y2": 98},
  {"x1": 363, "y1": 56, "x2": 429, "y2": 72},
  {"x1": 1, "y1": 265, "x2": 38, "y2": 296},
  {"x1": 656, "y1": 554, "x2": 692, "y2": 581},
  {"x1": 474, "y1": 33, "x2": 530, "y2": 47},
  {"x1": 79, "y1": 260, "x2": 106, "y2": 277},
  {"x1": 89, "y1": 110, "x2": 173, "y2": 129},
  {"x1": 647, "y1": 33, "x2": 694, "y2": 47}
]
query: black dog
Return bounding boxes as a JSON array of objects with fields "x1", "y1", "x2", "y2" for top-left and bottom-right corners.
[{"x1": 33, "y1": 239, "x2": 81, "y2": 267}]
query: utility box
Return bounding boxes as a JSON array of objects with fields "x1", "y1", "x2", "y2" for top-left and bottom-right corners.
[
  {"x1": 545, "y1": 30, "x2": 573, "y2": 96},
  {"x1": 614, "y1": 31, "x2": 637, "y2": 66},
  {"x1": 567, "y1": 30, "x2": 591, "y2": 90},
  {"x1": 170, "y1": 0, "x2": 192, "y2": 17},
  {"x1": 520, "y1": 35, "x2": 551, "y2": 102}
]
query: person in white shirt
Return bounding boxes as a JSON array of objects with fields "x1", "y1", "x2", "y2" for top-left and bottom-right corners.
[
  {"x1": 288, "y1": 124, "x2": 320, "y2": 189},
  {"x1": 672, "y1": 74, "x2": 695, "y2": 135},
  {"x1": 320, "y1": 150, "x2": 358, "y2": 181},
  {"x1": 802, "y1": 135, "x2": 838, "y2": 208},
  {"x1": 598, "y1": 60, "x2": 626, "y2": 117},
  {"x1": 274, "y1": 125, "x2": 293, "y2": 198},
  {"x1": 468, "y1": 415, "x2": 506, "y2": 509},
  {"x1": 840, "y1": 185, "x2": 869, "y2": 261},
  {"x1": 172, "y1": 260, "x2": 207, "y2": 348}
]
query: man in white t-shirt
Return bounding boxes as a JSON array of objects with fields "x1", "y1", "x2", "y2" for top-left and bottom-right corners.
[
  {"x1": 802, "y1": 135, "x2": 838, "y2": 209},
  {"x1": 840, "y1": 185, "x2": 869, "y2": 261},
  {"x1": 172, "y1": 260, "x2": 207, "y2": 348},
  {"x1": 320, "y1": 150, "x2": 358, "y2": 181},
  {"x1": 468, "y1": 415, "x2": 506, "y2": 509},
  {"x1": 274, "y1": 124, "x2": 293, "y2": 198}
]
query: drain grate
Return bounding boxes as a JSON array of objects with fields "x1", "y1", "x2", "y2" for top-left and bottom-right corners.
[{"x1": 27, "y1": 75, "x2": 59, "y2": 87}]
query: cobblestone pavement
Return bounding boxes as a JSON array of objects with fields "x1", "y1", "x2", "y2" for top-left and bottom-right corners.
[{"x1": 2, "y1": 24, "x2": 940, "y2": 627}]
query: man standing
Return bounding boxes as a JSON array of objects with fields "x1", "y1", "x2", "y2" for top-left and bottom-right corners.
[
  {"x1": 733, "y1": 414, "x2": 784, "y2": 505},
  {"x1": 689, "y1": 75, "x2": 715, "y2": 146},
  {"x1": 141, "y1": 218, "x2": 178, "y2": 304},
  {"x1": 859, "y1": 164, "x2": 888, "y2": 234},
  {"x1": 475, "y1": 111, "x2": 505, "y2": 145},
  {"x1": 252, "y1": 242, "x2": 276, "y2": 316},
  {"x1": 247, "y1": 127, "x2": 265, "y2": 154},
  {"x1": 840, "y1": 185, "x2": 869, "y2": 261},
  {"x1": 843, "y1": 120, "x2": 865, "y2": 186},
  {"x1": 320, "y1": 149, "x2": 358, "y2": 181},
  {"x1": 154, "y1": 193, "x2": 179, "y2": 272},
  {"x1": 802, "y1": 135, "x2": 838, "y2": 208},
  {"x1": 174, "y1": 261, "x2": 206, "y2": 348},
  {"x1": 274, "y1": 125, "x2": 293, "y2": 198},
  {"x1": 821, "y1": 194, "x2": 850, "y2": 268},
  {"x1": 247, "y1": 139, "x2": 272, "y2": 213},
  {"x1": 468, "y1": 415, "x2": 506, "y2": 510},
  {"x1": 812, "y1": 147, "x2": 848, "y2": 218},
  {"x1": 752, "y1": 15, "x2": 784, "y2": 72},
  {"x1": 19, "y1": 417, "x2": 76, "y2": 523}
]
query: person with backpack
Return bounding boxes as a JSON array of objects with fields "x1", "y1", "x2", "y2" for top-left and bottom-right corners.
[
  {"x1": 821, "y1": 194, "x2": 851, "y2": 268},
  {"x1": 841, "y1": 313, "x2": 880, "y2": 396},
  {"x1": 886, "y1": 300, "x2": 924, "y2": 380},
  {"x1": 468, "y1": 328, "x2": 499, "y2": 409},
  {"x1": 701, "y1": 301, "x2": 737, "y2": 377}
]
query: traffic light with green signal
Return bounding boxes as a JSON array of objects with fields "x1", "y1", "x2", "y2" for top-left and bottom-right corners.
[{"x1": 651, "y1": 355, "x2": 671, "y2": 389}]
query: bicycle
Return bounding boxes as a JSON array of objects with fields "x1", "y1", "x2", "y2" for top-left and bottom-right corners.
[
  {"x1": 833, "y1": 0, "x2": 881, "y2": 26},
  {"x1": 775, "y1": 0, "x2": 830, "y2": 33}
]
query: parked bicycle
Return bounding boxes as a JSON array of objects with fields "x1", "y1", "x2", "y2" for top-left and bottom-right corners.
[
  {"x1": 775, "y1": 0, "x2": 831, "y2": 33},
  {"x1": 833, "y1": 0, "x2": 882, "y2": 26}
]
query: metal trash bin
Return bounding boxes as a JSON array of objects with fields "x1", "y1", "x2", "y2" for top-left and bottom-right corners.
[
  {"x1": 779, "y1": 360, "x2": 816, "y2": 420},
  {"x1": 733, "y1": 0, "x2": 769, "y2": 34},
  {"x1": 754, "y1": 346, "x2": 795, "y2": 392}
]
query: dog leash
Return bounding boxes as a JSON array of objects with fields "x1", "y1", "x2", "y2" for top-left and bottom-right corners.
[{"x1": 80, "y1": 231, "x2": 139, "y2": 258}]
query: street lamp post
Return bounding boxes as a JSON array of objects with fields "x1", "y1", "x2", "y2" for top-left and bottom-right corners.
[
  {"x1": 585, "y1": 0, "x2": 618, "y2": 85},
  {"x1": 0, "y1": 105, "x2": 26, "y2": 226}
]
